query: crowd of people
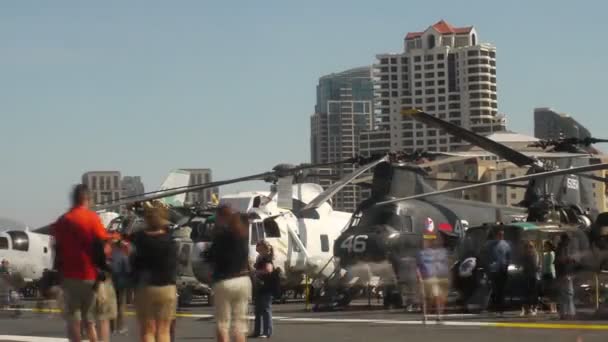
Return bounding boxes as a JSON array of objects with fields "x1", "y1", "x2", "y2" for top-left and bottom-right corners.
[
  {"x1": 0, "y1": 183, "x2": 595, "y2": 341},
  {"x1": 45, "y1": 184, "x2": 280, "y2": 342},
  {"x1": 409, "y1": 227, "x2": 581, "y2": 321},
  {"x1": 481, "y1": 229, "x2": 578, "y2": 319}
]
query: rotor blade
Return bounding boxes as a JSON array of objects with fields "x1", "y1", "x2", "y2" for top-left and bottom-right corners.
[
  {"x1": 300, "y1": 156, "x2": 389, "y2": 211},
  {"x1": 94, "y1": 157, "x2": 364, "y2": 209},
  {"x1": 433, "y1": 150, "x2": 590, "y2": 159},
  {"x1": 375, "y1": 162, "x2": 608, "y2": 206},
  {"x1": 93, "y1": 171, "x2": 275, "y2": 211},
  {"x1": 424, "y1": 176, "x2": 528, "y2": 188},
  {"x1": 402, "y1": 109, "x2": 537, "y2": 167},
  {"x1": 350, "y1": 155, "x2": 472, "y2": 185},
  {"x1": 579, "y1": 173, "x2": 608, "y2": 183}
]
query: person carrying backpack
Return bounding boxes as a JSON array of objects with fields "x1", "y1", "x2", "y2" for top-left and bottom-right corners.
[{"x1": 252, "y1": 240, "x2": 278, "y2": 339}]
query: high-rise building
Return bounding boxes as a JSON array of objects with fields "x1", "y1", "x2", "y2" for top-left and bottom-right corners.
[
  {"x1": 121, "y1": 176, "x2": 145, "y2": 198},
  {"x1": 534, "y1": 107, "x2": 592, "y2": 141},
  {"x1": 181, "y1": 169, "x2": 218, "y2": 205},
  {"x1": 371, "y1": 20, "x2": 505, "y2": 154},
  {"x1": 82, "y1": 171, "x2": 123, "y2": 207},
  {"x1": 310, "y1": 66, "x2": 374, "y2": 212}
]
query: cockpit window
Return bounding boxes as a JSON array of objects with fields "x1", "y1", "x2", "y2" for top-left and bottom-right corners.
[
  {"x1": 7, "y1": 231, "x2": 29, "y2": 252},
  {"x1": 0, "y1": 237, "x2": 8, "y2": 249},
  {"x1": 263, "y1": 218, "x2": 281, "y2": 238}
]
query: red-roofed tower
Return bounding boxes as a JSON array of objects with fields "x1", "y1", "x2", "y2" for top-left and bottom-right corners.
[{"x1": 360, "y1": 21, "x2": 505, "y2": 157}]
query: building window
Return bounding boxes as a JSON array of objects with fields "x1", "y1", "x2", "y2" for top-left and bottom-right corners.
[
  {"x1": 415, "y1": 90, "x2": 422, "y2": 96},
  {"x1": 390, "y1": 57, "x2": 397, "y2": 64},
  {"x1": 425, "y1": 88, "x2": 435, "y2": 95},
  {"x1": 425, "y1": 54, "x2": 434, "y2": 61},
  {"x1": 391, "y1": 75, "x2": 398, "y2": 80},
  {"x1": 425, "y1": 81, "x2": 435, "y2": 87},
  {"x1": 92, "y1": 176, "x2": 97, "y2": 190},
  {"x1": 415, "y1": 81, "x2": 422, "y2": 87},
  {"x1": 425, "y1": 72, "x2": 434, "y2": 78},
  {"x1": 438, "y1": 104, "x2": 446, "y2": 110},
  {"x1": 437, "y1": 71, "x2": 445, "y2": 77},
  {"x1": 380, "y1": 58, "x2": 388, "y2": 64},
  {"x1": 414, "y1": 56, "x2": 421, "y2": 62},
  {"x1": 415, "y1": 98, "x2": 423, "y2": 104},
  {"x1": 391, "y1": 67, "x2": 397, "y2": 72},
  {"x1": 427, "y1": 35, "x2": 436, "y2": 49},
  {"x1": 415, "y1": 64, "x2": 421, "y2": 71},
  {"x1": 467, "y1": 50, "x2": 480, "y2": 57},
  {"x1": 437, "y1": 63, "x2": 444, "y2": 69},
  {"x1": 426, "y1": 106, "x2": 436, "y2": 112},
  {"x1": 438, "y1": 87, "x2": 446, "y2": 94},
  {"x1": 401, "y1": 57, "x2": 408, "y2": 64},
  {"x1": 392, "y1": 91, "x2": 398, "y2": 97},
  {"x1": 415, "y1": 73, "x2": 422, "y2": 79}
]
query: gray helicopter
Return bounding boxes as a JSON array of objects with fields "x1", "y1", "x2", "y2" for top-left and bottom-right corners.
[{"x1": 304, "y1": 109, "x2": 608, "y2": 309}]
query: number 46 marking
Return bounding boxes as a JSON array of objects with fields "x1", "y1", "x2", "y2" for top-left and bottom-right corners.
[{"x1": 340, "y1": 235, "x2": 368, "y2": 253}]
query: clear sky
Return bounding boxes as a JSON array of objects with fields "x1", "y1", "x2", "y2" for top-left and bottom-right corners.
[{"x1": 1, "y1": 0, "x2": 606, "y2": 227}]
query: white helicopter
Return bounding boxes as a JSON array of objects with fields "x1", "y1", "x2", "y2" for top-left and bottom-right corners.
[{"x1": 189, "y1": 182, "x2": 353, "y2": 290}]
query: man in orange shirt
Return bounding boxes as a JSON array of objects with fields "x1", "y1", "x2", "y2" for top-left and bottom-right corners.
[{"x1": 52, "y1": 184, "x2": 108, "y2": 342}]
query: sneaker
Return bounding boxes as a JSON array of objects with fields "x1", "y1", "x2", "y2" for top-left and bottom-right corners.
[{"x1": 259, "y1": 335, "x2": 268, "y2": 339}]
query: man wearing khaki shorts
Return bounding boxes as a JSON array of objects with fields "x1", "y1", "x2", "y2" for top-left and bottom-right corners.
[{"x1": 52, "y1": 184, "x2": 109, "y2": 342}]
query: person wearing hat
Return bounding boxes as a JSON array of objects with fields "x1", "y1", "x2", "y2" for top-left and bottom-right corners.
[
  {"x1": 130, "y1": 201, "x2": 178, "y2": 342},
  {"x1": 415, "y1": 232, "x2": 449, "y2": 322}
]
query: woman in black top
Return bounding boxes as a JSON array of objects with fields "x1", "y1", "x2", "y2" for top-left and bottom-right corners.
[
  {"x1": 252, "y1": 240, "x2": 275, "y2": 338},
  {"x1": 205, "y1": 206, "x2": 251, "y2": 342},
  {"x1": 131, "y1": 203, "x2": 177, "y2": 342}
]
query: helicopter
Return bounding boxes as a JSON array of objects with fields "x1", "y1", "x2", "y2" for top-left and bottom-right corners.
[
  {"x1": 304, "y1": 109, "x2": 608, "y2": 309},
  {"x1": 92, "y1": 158, "x2": 395, "y2": 305}
]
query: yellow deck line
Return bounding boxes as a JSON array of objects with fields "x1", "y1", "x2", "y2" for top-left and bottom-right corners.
[{"x1": 491, "y1": 322, "x2": 608, "y2": 330}]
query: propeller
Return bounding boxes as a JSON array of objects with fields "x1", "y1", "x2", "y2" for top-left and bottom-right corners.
[{"x1": 375, "y1": 162, "x2": 608, "y2": 207}]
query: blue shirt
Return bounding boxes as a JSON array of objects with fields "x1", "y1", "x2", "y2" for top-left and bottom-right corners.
[
  {"x1": 487, "y1": 240, "x2": 511, "y2": 273},
  {"x1": 416, "y1": 247, "x2": 449, "y2": 279}
]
